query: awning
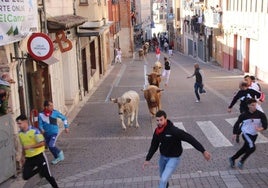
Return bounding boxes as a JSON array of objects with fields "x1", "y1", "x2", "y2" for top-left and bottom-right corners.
[
  {"x1": 41, "y1": 56, "x2": 59, "y2": 65},
  {"x1": 77, "y1": 21, "x2": 114, "y2": 37},
  {"x1": 47, "y1": 15, "x2": 88, "y2": 33}
]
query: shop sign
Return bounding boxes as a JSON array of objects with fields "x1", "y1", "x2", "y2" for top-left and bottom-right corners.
[{"x1": 0, "y1": 0, "x2": 38, "y2": 46}]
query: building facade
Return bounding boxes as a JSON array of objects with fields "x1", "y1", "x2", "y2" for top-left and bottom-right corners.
[{"x1": 178, "y1": 0, "x2": 268, "y2": 83}]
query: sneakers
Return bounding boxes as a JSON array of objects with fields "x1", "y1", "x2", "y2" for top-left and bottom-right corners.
[
  {"x1": 58, "y1": 151, "x2": 64, "y2": 160},
  {"x1": 237, "y1": 161, "x2": 243, "y2": 169},
  {"x1": 51, "y1": 151, "x2": 64, "y2": 165},
  {"x1": 195, "y1": 100, "x2": 200, "y2": 103},
  {"x1": 228, "y1": 157, "x2": 235, "y2": 168}
]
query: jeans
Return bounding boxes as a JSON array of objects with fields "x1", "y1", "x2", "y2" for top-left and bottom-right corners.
[
  {"x1": 194, "y1": 82, "x2": 205, "y2": 100},
  {"x1": 44, "y1": 134, "x2": 60, "y2": 158},
  {"x1": 158, "y1": 155, "x2": 180, "y2": 188}
]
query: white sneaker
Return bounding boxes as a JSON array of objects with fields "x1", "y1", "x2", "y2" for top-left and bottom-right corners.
[{"x1": 195, "y1": 100, "x2": 200, "y2": 103}]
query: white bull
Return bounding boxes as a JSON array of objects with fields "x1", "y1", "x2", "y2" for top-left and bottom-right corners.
[{"x1": 110, "y1": 90, "x2": 140, "y2": 130}]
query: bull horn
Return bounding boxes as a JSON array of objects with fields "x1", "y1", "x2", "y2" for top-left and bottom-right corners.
[
  {"x1": 110, "y1": 98, "x2": 117, "y2": 103},
  {"x1": 157, "y1": 89, "x2": 164, "y2": 92}
]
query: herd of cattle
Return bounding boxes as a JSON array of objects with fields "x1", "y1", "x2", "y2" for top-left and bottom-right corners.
[{"x1": 110, "y1": 61, "x2": 164, "y2": 130}]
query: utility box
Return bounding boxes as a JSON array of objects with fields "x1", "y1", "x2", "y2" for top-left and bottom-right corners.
[{"x1": 0, "y1": 114, "x2": 16, "y2": 184}]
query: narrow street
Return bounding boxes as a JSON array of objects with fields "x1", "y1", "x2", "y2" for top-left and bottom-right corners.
[{"x1": 5, "y1": 50, "x2": 268, "y2": 188}]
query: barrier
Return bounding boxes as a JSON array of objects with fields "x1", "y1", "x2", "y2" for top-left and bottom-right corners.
[{"x1": 0, "y1": 114, "x2": 16, "y2": 184}]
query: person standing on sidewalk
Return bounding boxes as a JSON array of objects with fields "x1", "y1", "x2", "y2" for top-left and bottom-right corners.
[
  {"x1": 162, "y1": 57, "x2": 171, "y2": 87},
  {"x1": 187, "y1": 63, "x2": 206, "y2": 103},
  {"x1": 143, "y1": 110, "x2": 211, "y2": 188},
  {"x1": 16, "y1": 114, "x2": 59, "y2": 188},
  {"x1": 38, "y1": 100, "x2": 69, "y2": 165},
  {"x1": 229, "y1": 98, "x2": 267, "y2": 169},
  {"x1": 115, "y1": 48, "x2": 122, "y2": 64}
]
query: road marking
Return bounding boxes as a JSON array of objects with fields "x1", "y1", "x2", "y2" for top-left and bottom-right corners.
[
  {"x1": 225, "y1": 118, "x2": 268, "y2": 144},
  {"x1": 197, "y1": 121, "x2": 233, "y2": 147},
  {"x1": 105, "y1": 64, "x2": 126, "y2": 102},
  {"x1": 173, "y1": 122, "x2": 193, "y2": 149}
]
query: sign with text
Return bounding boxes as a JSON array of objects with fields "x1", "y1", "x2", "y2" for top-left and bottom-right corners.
[
  {"x1": 27, "y1": 33, "x2": 54, "y2": 61},
  {"x1": 0, "y1": 0, "x2": 38, "y2": 46}
]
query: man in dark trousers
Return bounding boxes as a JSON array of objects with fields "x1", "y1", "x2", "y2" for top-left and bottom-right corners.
[
  {"x1": 228, "y1": 81, "x2": 262, "y2": 143},
  {"x1": 142, "y1": 110, "x2": 211, "y2": 188},
  {"x1": 229, "y1": 98, "x2": 267, "y2": 169},
  {"x1": 16, "y1": 114, "x2": 58, "y2": 188},
  {"x1": 162, "y1": 57, "x2": 171, "y2": 87},
  {"x1": 187, "y1": 63, "x2": 206, "y2": 103}
]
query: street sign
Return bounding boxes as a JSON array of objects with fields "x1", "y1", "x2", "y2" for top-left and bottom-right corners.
[{"x1": 27, "y1": 33, "x2": 54, "y2": 61}]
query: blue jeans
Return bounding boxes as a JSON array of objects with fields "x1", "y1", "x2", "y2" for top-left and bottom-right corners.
[
  {"x1": 158, "y1": 155, "x2": 180, "y2": 188},
  {"x1": 194, "y1": 82, "x2": 205, "y2": 100},
  {"x1": 44, "y1": 134, "x2": 60, "y2": 159}
]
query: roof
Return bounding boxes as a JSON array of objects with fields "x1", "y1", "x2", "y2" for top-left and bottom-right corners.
[
  {"x1": 77, "y1": 21, "x2": 114, "y2": 37},
  {"x1": 47, "y1": 14, "x2": 88, "y2": 32}
]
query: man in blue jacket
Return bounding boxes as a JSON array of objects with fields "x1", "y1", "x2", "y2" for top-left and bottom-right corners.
[{"x1": 38, "y1": 100, "x2": 69, "y2": 165}]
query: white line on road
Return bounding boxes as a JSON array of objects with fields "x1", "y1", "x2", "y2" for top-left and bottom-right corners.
[
  {"x1": 197, "y1": 121, "x2": 233, "y2": 147},
  {"x1": 105, "y1": 64, "x2": 126, "y2": 102},
  {"x1": 173, "y1": 122, "x2": 193, "y2": 149}
]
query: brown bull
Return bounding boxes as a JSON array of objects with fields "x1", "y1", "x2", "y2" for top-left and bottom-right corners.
[
  {"x1": 147, "y1": 72, "x2": 161, "y2": 87},
  {"x1": 142, "y1": 85, "x2": 164, "y2": 116}
]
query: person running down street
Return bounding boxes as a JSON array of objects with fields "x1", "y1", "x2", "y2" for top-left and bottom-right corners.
[
  {"x1": 162, "y1": 57, "x2": 171, "y2": 87},
  {"x1": 143, "y1": 110, "x2": 211, "y2": 188},
  {"x1": 16, "y1": 114, "x2": 59, "y2": 188},
  {"x1": 227, "y1": 81, "x2": 262, "y2": 143},
  {"x1": 229, "y1": 98, "x2": 267, "y2": 169},
  {"x1": 187, "y1": 63, "x2": 206, "y2": 103},
  {"x1": 38, "y1": 100, "x2": 69, "y2": 165}
]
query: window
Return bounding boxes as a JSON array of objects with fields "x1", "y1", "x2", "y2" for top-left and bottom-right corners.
[{"x1": 79, "y1": 0, "x2": 88, "y2": 5}]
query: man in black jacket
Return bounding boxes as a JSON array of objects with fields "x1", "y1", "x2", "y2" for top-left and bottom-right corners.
[
  {"x1": 228, "y1": 81, "x2": 262, "y2": 143},
  {"x1": 228, "y1": 81, "x2": 261, "y2": 114},
  {"x1": 229, "y1": 98, "x2": 267, "y2": 169},
  {"x1": 187, "y1": 63, "x2": 206, "y2": 103},
  {"x1": 142, "y1": 110, "x2": 211, "y2": 188}
]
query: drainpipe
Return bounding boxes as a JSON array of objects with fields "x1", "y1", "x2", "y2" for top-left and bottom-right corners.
[
  {"x1": 73, "y1": 0, "x2": 76, "y2": 15},
  {"x1": 73, "y1": 0, "x2": 83, "y2": 100},
  {"x1": 41, "y1": 0, "x2": 48, "y2": 34}
]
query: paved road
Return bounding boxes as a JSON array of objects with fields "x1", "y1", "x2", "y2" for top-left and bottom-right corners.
[{"x1": 2, "y1": 50, "x2": 268, "y2": 188}]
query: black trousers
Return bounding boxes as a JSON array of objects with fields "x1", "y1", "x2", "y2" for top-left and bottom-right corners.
[
  {"x1": 231, "y1": 133, "x2": 257, "y2": 163},
  {"x1": 23, "y1": 152, "x2": 58, "y2": 188}
]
